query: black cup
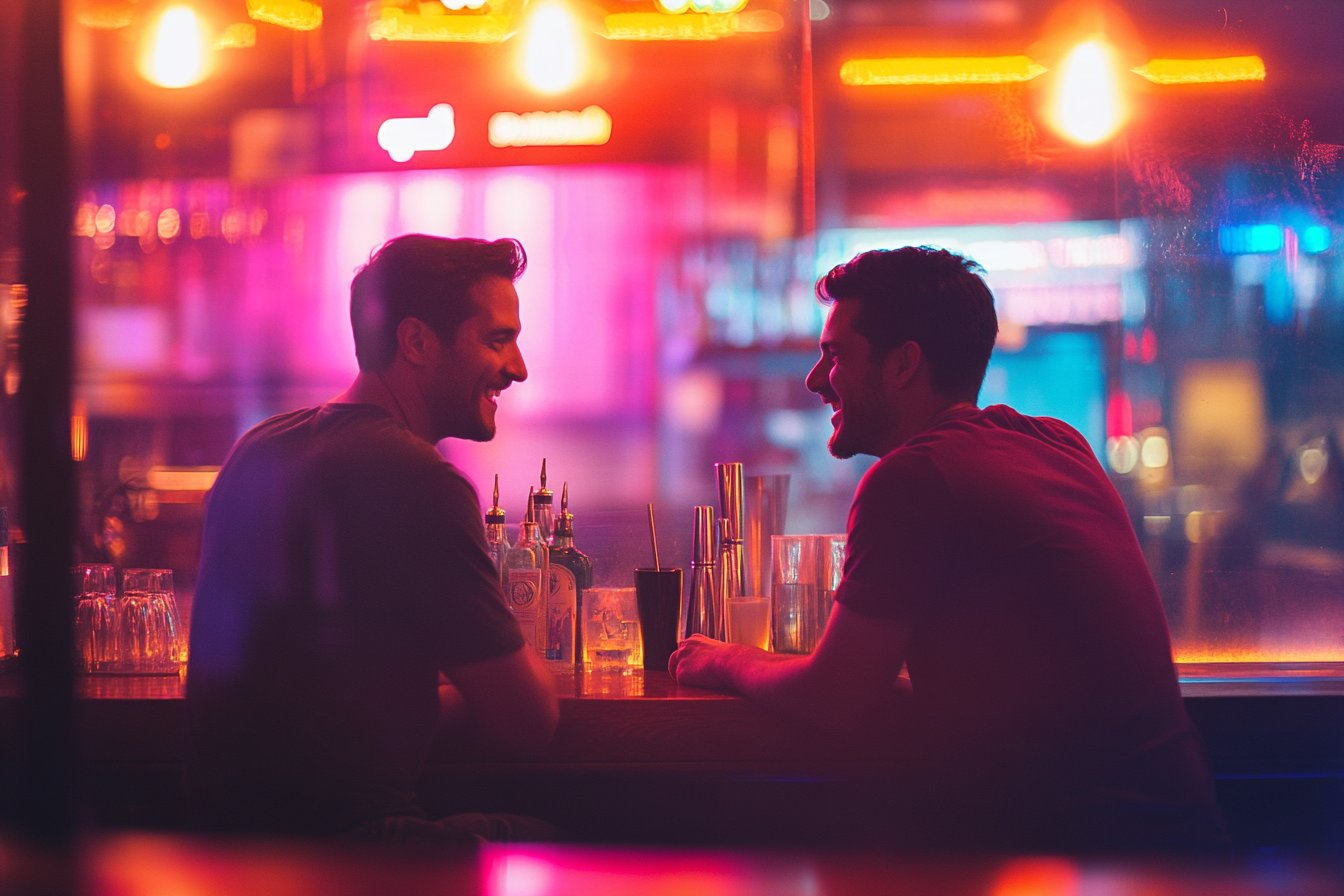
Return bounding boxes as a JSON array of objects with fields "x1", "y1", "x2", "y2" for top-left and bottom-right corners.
[{"x1": 634, "y1": 567, "x2": 683, "y2": 673}]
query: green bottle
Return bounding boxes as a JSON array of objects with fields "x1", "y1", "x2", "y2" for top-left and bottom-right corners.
[{"x1": 548, "y1": 483, "x2": 592, "y2": 668}]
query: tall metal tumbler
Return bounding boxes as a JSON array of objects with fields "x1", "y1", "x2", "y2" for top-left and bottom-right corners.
[
  {"x1": 715, "y1": 463, "x2": 743, "y2": 642},
  {"x1": 682, "y1": 506, "x2": 718, "y2": 640},
  {"x1": 743, "y1": 474, "x2": 790, "y2": 602}
]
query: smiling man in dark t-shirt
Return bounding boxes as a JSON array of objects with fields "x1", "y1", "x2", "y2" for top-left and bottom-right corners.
[
  {"x1": 184, "y1": 236, "x2": 558, "y2": 842},
  {"x1": 670, "y1": 247, "x2": 1226, "y2": 852}
]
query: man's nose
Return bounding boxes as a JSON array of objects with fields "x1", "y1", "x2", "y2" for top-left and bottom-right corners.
[
  {"x1": 507, "y1": 347, "x2": 528, "y2": 383},
  {"x1": 805, "y1": 357, "x2": 829, "y2": 395}
]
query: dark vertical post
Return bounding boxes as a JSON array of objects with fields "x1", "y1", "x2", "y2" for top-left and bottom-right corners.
[{"x1": 18, "y1": 0, "x2": 76, "y2": 844}]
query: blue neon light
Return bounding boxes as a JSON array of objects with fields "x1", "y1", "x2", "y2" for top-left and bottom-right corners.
[
  {"x1": 1218, "y1": 224, "x2": 1284, "y2": 255},
  {"x1": 1301, "y1": 225, "x2": 1332, "y2": 254}
]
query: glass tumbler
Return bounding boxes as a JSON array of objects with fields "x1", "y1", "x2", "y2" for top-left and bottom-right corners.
[
  {"x1": 74, "y1": 563, "x2": 119, "y2": 673},
  {"x1": 771, "y1": 535, "x2": 818, "y2": 654},
  {"x1": 815, "y1": 534, "x2": 846, "y2": 643},
  {"x1": 119, "y1": 568, "x2": 183, "y2": 672},
  {"x1": 582, "y1": 587, "x2": 642, "y2": 672}
]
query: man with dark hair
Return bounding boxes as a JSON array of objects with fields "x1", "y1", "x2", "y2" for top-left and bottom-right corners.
[
  {"x1": 671, "y1": 247, "x2": 1225, "y2": 853},
  {"x1": 185, "y1": 235, "x2": 558, "y2": 843}
]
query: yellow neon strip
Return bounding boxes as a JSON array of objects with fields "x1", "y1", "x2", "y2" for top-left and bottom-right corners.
[
  {"x1": 216, "y1": 23, "x2": 258, "y2": 49},
  {"x1": 1132, "y1": 56, "x2": 1265, "y2": 84},
  {"x1": 368, "y1": 8, "x2": 513, "y2": 42},
  {"x1": 840, "y1": 55, "x2": 1047, "y2": 86},
  {"x1": 603, "y1": 12, "x2": 738, "y2": 40},
  {"x1": 247, "y1": 0, "x2": 323, "y2": 31}
]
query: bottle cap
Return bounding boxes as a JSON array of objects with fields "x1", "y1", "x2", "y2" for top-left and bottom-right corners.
[
  {"x1": 536, "y1": 458, "x2": 553, "y2": 502},
  {"x1": 553, "y1": 512, "x2": 574, "y2": 538},
  {"x1": 487, "y1": 475, "x2": 506, "y2": 523}
]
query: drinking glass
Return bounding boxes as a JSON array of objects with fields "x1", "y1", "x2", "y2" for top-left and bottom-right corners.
[
  {"x1": 815, "y1": 534, "x2": 846, "y2": 644},
  {"x1": 634, "y1": 567, "x2": 682, "y2": 673},
  {"x1": 726, "y1": 597, "x2": 771, "y2": 650},
  {"x1": 74, "y1": 563, "x2": 118, "y2": 673},
  {"x1": 771, "y1": 535, "x2": 818, "y2": 654},
  {"x1": 120, "y1": 568, "x2": 183, "y2": 672},
  {"x1": 583, "y1": 587, "x2": 642, "y2": 672}
]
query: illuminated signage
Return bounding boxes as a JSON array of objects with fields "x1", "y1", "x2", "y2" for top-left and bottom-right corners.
[
  {"x1": 488, "y1": 106, "x2": 611, "y2": 147},
  {"x1": 246, "y1": 0, "x2": 322, "y2": 31},
  {"x1": 840, "y1": 56, "x2": 1045, "y2": 86},
  {"x1": 369, "y1": 8, "x2": 512, "y2": 42},
  {"x1": 1132, "y1": 56, "x2": 1265, "y2": 85},
  {"x1": 378, "y1": 104, "x2": 456, "y2": 162}
]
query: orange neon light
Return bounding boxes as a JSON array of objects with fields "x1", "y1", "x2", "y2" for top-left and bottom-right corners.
[
  {"x1": 1174, "y1": 647, "x2": 1344, "y2": 664},
  {"x1": 76, "y1": 2, "x2": 134, "y2": 29},
  {"x1": 246, "y1": 0, "x2": 323, "y2": 31},
  {"x1": 1132, "y1": 56, "x2": 1266, "y2": 84},
  {"x1": 368, "y1": 8, "x2": 512, "y2": 42},
  {"x1": 603, "y1": 11, "x2": 737, "y2": 40},
  {"x1": 71, "y1": 401, "x2": 88, "y2": 463},
  {"x1": 840, "y1": 55, "x2": 1047, "y2": 86}
]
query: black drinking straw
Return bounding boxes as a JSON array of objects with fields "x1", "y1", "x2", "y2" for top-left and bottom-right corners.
[{"x1": 647, "y1": 503, "x2": 661, "y2": 571}]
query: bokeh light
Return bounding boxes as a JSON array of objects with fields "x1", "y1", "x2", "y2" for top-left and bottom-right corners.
[
  {"x1": 1047, "y1": 39, "x2": 1126, "y2": 145},
  {"x1": 520, "y1": 3, "x2": 583, "y2": 94},
  {"x1": 139, "y1": 5, "x2": 214, "y2": 89}
]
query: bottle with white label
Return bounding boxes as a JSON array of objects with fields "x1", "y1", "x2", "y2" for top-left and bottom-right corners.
[
  {"x1": 503, "y1": 489, "x2": 549, "y2": 657},
  {"x1": 547, "y1": 483, "x2": 591, "y2": 668}
]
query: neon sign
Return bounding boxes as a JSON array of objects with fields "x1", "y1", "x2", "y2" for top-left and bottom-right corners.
[
  {"x1": 488, "y1": 106, "x2": 611, "y2": 147},
  {"x1": 377, "y1": 104, "x2": 456, "y2": 163}
]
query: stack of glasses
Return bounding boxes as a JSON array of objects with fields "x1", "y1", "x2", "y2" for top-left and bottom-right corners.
[{"x1": 74, "y1": 564, "x2": 185, "y2": 673}]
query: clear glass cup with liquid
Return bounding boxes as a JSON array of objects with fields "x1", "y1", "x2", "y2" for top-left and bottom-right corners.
[
  {"x1": 582, "y1": 587, "x2": 642, "y2": 672},
  {"x1": 771, "y1": 535, "x2": 818, "y2": 654}
]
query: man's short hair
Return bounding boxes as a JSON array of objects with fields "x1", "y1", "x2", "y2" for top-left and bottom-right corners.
[
  {"x1": 350, "y1": 235, "x2": 527, "y2": 371},
  {"x1": 817, "y1": 247, "x2": 999, "y2": 401}
]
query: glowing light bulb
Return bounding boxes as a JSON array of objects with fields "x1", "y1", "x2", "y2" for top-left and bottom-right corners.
[
  {"x1": 1049, "y1": 39, "x2": 1125, "y2": 145},
  {"x1": 140, "y1": 6, "x2": 213, "y2": 88},
  {"x1": 520, "y1": 3, "x2": 582, "y2": 94}
]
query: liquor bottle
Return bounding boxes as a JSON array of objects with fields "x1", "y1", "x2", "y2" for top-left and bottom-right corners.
[
  {"x1": 484, "y1": 474, "x2": 510, "y2": 584},
  {"x1": 548, "y1": 482, "x2": 591, "y2": 668},
  {"x1": 503, "y1": 489, "x2": 550, "y2": 658},
  {"x1": 534, "y1": 458, "x2": 555, "y2": 545}
]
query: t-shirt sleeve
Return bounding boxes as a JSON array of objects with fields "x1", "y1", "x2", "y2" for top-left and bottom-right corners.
[
  {"x1": 833, "y1": 450, "x2": 956, "y2": 621},
  {"x1": 393, "y1": 462, "x2": 526, "y2": 669}
]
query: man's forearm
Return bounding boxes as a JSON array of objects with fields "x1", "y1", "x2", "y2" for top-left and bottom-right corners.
[{"x1": 713, "y1": 645, "x2": 840, "y2": 729}]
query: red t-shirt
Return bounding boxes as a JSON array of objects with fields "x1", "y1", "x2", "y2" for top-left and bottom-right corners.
[{"x1": 836, "y1": 404, "x2": 1224, "y2": 850}]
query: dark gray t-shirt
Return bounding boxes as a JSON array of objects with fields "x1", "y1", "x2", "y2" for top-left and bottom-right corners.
[{"x1": 184, "y1": 403, "x2": 524, "y2": 835}]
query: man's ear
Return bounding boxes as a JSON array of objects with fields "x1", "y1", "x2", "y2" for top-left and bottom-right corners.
[
  {"x1": 395, "y1": 317, "x2": 440, "y2": 368},
  {"x1": 881, "y1": 341, "x2": 923, "y2": 393}
]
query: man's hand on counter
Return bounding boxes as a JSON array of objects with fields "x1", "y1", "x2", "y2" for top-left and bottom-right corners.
[{"x1": 670, "y1": 606, "x2": 911, "y2": 734}]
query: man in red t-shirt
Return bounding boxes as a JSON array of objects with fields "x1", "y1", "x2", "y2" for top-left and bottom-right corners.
[{"x1": 670, "y1": 247, "x2": 1225, "y2": 852}]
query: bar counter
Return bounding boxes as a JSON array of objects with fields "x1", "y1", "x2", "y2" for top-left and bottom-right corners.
[{"x1": 2, "y1": 664, "x2": 1342, "y2": 848}]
